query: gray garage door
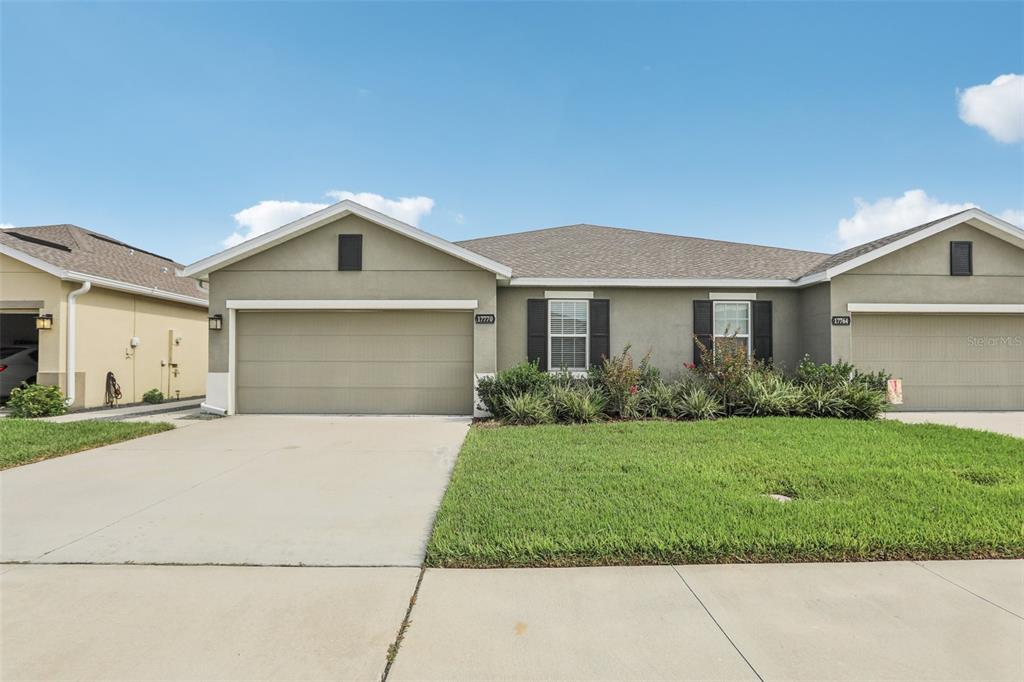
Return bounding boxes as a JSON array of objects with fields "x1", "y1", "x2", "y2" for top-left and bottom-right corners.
[
  {"x1": 236, "y1": 310, "x2": 474, "y2": 414},
  {"x1": 851, "y1": 314, "x2": 1023, "y2": 410}
]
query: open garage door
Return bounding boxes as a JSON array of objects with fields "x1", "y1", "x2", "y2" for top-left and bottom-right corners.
[
  {"x1": 1, "y1": 313, "x2": 39, "y2": 401},
  {"x1": 851, "y1": 313, "x2": 1024, "y2": 410},
  {"x1": 235, "y1": 310, "x2": 474, "y2": 415}
]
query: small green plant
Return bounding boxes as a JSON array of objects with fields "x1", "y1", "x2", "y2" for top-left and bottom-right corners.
[
  {"x1": 640, "y1": 380, "x2": 677, "y2": 418},
  {"x1": 592, "y1": 345, "x2": 654, "y2": 418},
  {"x1": 502, "y1": 392, "x2": 554, "y2": 425},
  {"x1": 550, "y1": 385, "x2": 607, "y2": 423},
  {"x1": 477, "y1": 361, "x2": 552, "y2": 418},
  {"x1": 675, "y1": 385, "x2": 724, "y2": 420},
  {"x1": 799, "y1": 382, "x2": 847, "y2": 417},
  {"x1": 6, "y1": 383, "x2": 68, "y2": 418},
  {"x1": 142, "y1": 388, "x2": 165, "y2": 404},
  {"x1": 732, "y1": 371, "x2": 806, "y2": 417},
  {"x1": 796, "y1": 355, "x2": 890, "y2": 392},
  {"x1": 835, "y1": 381, "x2": 888, "y2": 420}
]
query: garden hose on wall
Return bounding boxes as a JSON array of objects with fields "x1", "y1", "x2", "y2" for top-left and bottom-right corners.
[{"x1": 104, "y1": 371, "x2": 122, "y2": 407}]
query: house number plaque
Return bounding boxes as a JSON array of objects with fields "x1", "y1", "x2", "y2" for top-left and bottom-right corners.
[{"x1": 475, "y1": 314, "x2": 496, "y2": 324}]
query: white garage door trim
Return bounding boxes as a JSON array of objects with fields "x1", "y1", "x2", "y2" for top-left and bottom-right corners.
[
  {"x1": 848, "y1": 303, "x2": 1024, "y2": 314},
  {"x1": 223, "y1": 300, "x2": 478, "y2": 414}
]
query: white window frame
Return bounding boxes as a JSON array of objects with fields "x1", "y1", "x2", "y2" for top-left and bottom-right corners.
[
  {"x1": 548, "y1": 299, "x2": 589, "y2": 372},
  {"x1": 712, "y1": 300, "x2": 751, "y2": 356}
]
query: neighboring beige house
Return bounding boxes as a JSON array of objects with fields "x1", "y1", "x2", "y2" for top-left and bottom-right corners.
[
  {"x1": 0, "y1": 225, "x2": 208, "y2": 409},
  {"x1": 182, "y1": 201, "x2": 1023, "y2": 415}
]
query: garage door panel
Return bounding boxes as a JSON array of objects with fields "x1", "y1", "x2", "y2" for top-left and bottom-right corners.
[
  {"x1": 236, "y1": 334, "x2": 473, "y2": 363},
  {"x1": 236, "y1": 387, "x2": 472, "y2": 415},
  {"x1": 852, "y1": 314, "x2": 1023, "y2": 411},
  {"x1": 237, "y1": 360, "x2": 474, "y2": 389},
  {"x1": 238, "y1": 310, "x2": 468, "y2": 336},
  {"x1": 236, "y1": 311, "x2": 473, "y2": 414}
]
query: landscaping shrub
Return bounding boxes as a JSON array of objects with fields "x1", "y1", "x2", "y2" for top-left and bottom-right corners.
[
  {"x1": 477, "y1": 361, "x2": 552, "y2": 418},
  {"x1": 732, "y1": 370, "x2": 806, "y2": 416},
  {"x1": 550, "y1": 384, "x2": 607, "y2": 423},
  {"x1": 835, "y1": 381, "x2": 889, "y2": 420},
  {"x1": 640, "y1": 380, "x2": 677, "y2": 418},
  {"x1": 796, "y1": 355, "x2": 890, "y2": 392},
  {"x1": 675, "y1": 385, "x2": 724, "y2": 420},
  {"x1": 589, "y1": 345, "x2": 658, "y2": 418},
  {"x1": 6, "y1": 383, "x2": 67, "y2": 418},
  {"x1": 142, "y1": 388, "x2": 164, "y2": 404},
  {"x1": 502, "y1": 392, "x2": 554, "y2": 425},
  {"x1": 799, "y1": 382, "x2": 847, "y2": 418}
]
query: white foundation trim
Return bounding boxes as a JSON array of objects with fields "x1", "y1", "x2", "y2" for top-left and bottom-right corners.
[
  {"x1": 545, "y1": 290, "x2": 594, "y2": 299},
  {"x1": 226, "y1": 299, "x2": 479, "y2": 310},
  {"x1": 203, "y1": 372, "x2": 230, "y2": 414},
  {"x1": 848, "y1": 303, "x2": 1024, "y2": 314},
  {"x1": 709, "y1": 292, "x2": 757, "y2": 300}
]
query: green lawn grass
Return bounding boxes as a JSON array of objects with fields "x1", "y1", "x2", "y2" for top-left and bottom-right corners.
[
  {"x1": 0, "y1": 419, "x2": 174, "y2": 469},
  {"x1": 427, "y1": 418, "x2": 1024, "y2": 567}
]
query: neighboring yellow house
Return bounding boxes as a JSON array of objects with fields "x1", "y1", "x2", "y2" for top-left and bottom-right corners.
[{"x1": 0, "y1": 224, "x2": 208, "y2": 409}]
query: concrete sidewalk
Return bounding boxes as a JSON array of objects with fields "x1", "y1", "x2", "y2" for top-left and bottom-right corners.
[
  {"x1": 884, "y1": 411, "x2": 1024, "y2": 438},
  {"x1": 37, "y1": 397, "x2": 203, "y2": 423},
  {"x1": 389, "y1": 560, "x2": 1024, "y2": 681}
]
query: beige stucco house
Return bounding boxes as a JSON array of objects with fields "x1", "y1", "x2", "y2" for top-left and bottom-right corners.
[
  {"x1": 1, "y1": 225, "x2": 208, "y2": 408},
  {"x1": 182, "y1": 201, "x2": 1023, "y2": 415}
]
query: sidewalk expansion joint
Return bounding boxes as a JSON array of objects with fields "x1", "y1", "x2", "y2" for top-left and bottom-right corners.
[
  {"x1": 671, "y1": 566, "x2": 764, "y2": 682},
  {"x1": 913, "y1": 561, "x2": 1023, "y2": 620},
  {"x1": 381, "y1": 565, "x2": 426, "y2": 681}
]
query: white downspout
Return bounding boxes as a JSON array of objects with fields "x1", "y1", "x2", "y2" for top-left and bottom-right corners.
[{"x1": 66, "y1": 280, "x2": 92, "y2": 407}]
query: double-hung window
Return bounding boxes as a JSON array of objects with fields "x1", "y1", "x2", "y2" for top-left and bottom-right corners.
[
  {"x1": 548, "y1": 300, "x2": 589, "y2": 371},
  {"x1": 713, "y1": 301, "x2": 750, "y2": 355}
]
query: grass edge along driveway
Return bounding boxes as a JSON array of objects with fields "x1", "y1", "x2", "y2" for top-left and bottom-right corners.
[
  {"x1": 427, "y1": 418, "x2": 1023, "y2": 567},
  {"x1": 1, "y1": 419, "x2": 174, "y2": 470}
]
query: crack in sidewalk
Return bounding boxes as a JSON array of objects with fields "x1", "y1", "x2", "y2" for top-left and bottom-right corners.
[{"x1": 380, "y1": 566, "x2": 426, "y2": 681}]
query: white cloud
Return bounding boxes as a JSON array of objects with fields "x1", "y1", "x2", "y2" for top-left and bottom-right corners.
[
  {"x1": 324, "y1": 191, "x2": 434, "y2": 226},
  {"x1": 957, "y1": 73, "x2": 1024, "y2": 143},
  {"x1": 223, "y1": 191, "x2": 435, "y2": 247},
  {"x1": 224, "y1": 200, "x2": 329, "y2": 247},
  {"x1": 0, "y1": 223, "x2": 15, "y2": 230},
  {"x1": 999, "y1": 208, "x2": 1024, "y2": 226},
  {"x1": 836, "y1": 190, "x2": 976, "y2": 247}
]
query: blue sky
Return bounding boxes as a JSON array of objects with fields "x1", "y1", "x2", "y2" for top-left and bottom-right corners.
[{"x1": 2, "y1": 1, "x2": 1022, "y2": 264}]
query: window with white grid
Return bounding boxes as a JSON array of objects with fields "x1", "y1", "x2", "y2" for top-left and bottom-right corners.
[
  {"x1": 548, "y1": 300, "x2": 589, "y2": 371},
  {"x1": 713, "y1": 301, "x2": 751, "y2": 354}
]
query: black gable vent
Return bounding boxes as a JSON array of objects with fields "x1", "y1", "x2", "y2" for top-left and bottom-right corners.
[
  {"x1": 338, "y1": 234, "x2": 363, "y2": 271},
  {"x1": 950, "y1": 241, "x2": 972, "y2": 276}
]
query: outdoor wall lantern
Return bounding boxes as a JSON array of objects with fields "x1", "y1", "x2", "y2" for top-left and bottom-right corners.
[
  {"x1": 208, "y1": 314, "x2": 224, "y2": 331},
  {"x1": 35, "y1": 313, "x2": 53, "y2": 330}
]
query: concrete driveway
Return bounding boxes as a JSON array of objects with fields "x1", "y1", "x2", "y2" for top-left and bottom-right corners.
[
  {"x1": 2, "y1": 415, "x2": 467, "y2": 680},
  {"x1": 2, "y1": 415, "x2": 468, "y2": 566}
]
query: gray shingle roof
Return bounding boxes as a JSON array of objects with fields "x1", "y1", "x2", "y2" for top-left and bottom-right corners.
[
  {"x1": 457, "y1": 224, "x2": 830, "y2": 280},
  {"x1": 1, "y1": 224, "x2": 207, "y2": 301},
  {"x1": 801, "y1": 210, "x2": 973, "y2": 276}
]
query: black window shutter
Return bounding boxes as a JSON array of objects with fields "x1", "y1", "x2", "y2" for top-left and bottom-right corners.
[
  {"x1": 752, "y1": 300, "x2": 773, "y2": 362},
  {"x1": 589, "y1": 299, "x2": 610, "y2": 368},
  {"x1": 693, "y1": 300, "x2": 713, "y2": 366},
  {"x1": 338, "y1": 234, "x2": 363, "y2": 271},
  {"x1": 527, "y1": 299, "x2": 548, "y2": 371},
  {"x1": 950, "y1": 241, "x2": 972, "y2": 276}
]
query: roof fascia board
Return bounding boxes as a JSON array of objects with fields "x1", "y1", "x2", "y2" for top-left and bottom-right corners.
[
  {"x1": 181, "y1": 200, "x2": 512, "y2": 279},
  {"x1": 0, "y1": 243, "x2": 68, "y2": 279},
  {"x1": 507, "y1": 277, "x2": 802, "y2": 288},
  {"x1": 800, "y1": 209, "x2": 1024, "y2": 284},
  {"x1": 3, "y1": 243, "x2": 208, "y2": 308},
  {"x1": 848, "y1": 303, "x2": 1024, "y2": 314},
  {"x1": 226, "y1": 299, "x2": 477, "y2": 310},
  {"x1": 65, "y1": 271, "x2": 209, "y2": 308}
]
